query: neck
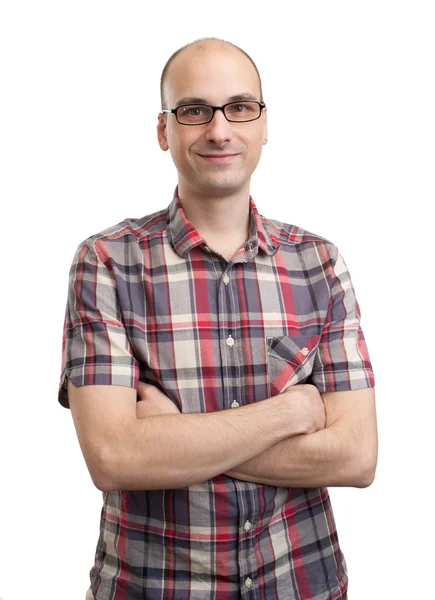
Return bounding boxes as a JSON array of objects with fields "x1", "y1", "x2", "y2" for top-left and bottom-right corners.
[{"x1": 177, "y1": 181, "x2": 251, "y2": 251}]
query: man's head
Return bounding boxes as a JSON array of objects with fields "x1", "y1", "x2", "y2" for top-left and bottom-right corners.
[{"x1": 157, "y1": 38, "x2": 268, "y2": 198}]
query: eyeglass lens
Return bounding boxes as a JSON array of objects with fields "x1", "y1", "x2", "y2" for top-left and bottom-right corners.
[{"x1": 177, "y1": 102, "x2": 261, "y2": 124}]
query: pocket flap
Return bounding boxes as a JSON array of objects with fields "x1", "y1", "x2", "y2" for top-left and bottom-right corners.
[
  {"x1": 267, "y1": 333, "x2": 321, "y2": 395},
  {"x1": 267, "y1": 333, "x2": 321, "y2": 366}
]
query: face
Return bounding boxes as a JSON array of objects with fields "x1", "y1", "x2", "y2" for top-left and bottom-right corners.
[{"x1": 157, "y1": 44, "x2": 268, "y2": 197}]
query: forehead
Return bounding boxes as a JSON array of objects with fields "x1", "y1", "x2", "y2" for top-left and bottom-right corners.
[{"x1": 165, "y1": 46, "x2": 261, "y2": 106}]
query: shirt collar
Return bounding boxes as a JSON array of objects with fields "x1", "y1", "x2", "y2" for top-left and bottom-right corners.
[{"x1": 166, "y1": 185, "x2": 280, "y2": 259}]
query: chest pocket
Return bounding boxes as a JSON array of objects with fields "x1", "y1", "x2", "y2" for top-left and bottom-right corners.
[{"x1": 266, "y1": 333, "x2": 322, "y2": 396}]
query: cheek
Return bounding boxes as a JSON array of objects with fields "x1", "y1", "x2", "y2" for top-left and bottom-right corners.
[
  {"x1": 247, "y1": 136, "x2": 264, "y2": 159},
  {"x1": 168, "y1": 132, "x2": 194, "y2": 160},
  {"x1": 244, "y1": 128, "x2": 263, "y2": 149},
  {"x1": 166, "y1": 136, "x2": 184, "y2": 167}
]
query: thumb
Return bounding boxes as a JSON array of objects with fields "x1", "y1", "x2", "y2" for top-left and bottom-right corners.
[{"x1": 137, "y1": 381, "x2": 150, "y2": 398}]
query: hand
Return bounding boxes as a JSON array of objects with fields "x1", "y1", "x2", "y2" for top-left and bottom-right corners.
[
  {"x1": 136, "y1": 382, "x2": 181, "y2": 419},
  {"x1": 281, "y1": 384, "x2": 326, "y2": 435}
]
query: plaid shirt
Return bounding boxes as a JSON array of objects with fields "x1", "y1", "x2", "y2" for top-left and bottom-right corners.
[{"x1": 58, "y1": 186, "x2": 375, "y2": 600}]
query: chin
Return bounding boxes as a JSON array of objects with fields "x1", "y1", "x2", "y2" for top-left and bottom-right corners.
[
  {"x1": 194, "y1": 173, "x2": 250, "y2": 194},
  {"x1": 199, "y1": 181, "x2": 244, "y2": 196}
]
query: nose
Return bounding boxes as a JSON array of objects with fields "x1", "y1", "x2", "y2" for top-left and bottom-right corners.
[{"x1": 204, "y1": 108, "x2": 232, "y2": 145}]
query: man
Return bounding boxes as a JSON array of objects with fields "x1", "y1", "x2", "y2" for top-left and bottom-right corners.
[{"x1": 58, "y1": 37, "x2": 377, "y2": 600}]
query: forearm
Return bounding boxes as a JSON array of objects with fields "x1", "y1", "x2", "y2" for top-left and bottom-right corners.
[
  {"x1": 225, "y1": 422, "x2": 369, "y2": 488},
  {"x1": 104, "y1": 398, "x2": 303, "y2": 492}
]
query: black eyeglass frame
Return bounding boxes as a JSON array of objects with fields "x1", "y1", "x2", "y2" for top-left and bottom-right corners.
[{"x1": 162, "y1": 101, "x2": 266, "y2": 126}]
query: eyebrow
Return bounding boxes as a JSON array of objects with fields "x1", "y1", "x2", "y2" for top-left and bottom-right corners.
[{"x1": 174, "y1": 93, "x2": 259, "y2": 107}]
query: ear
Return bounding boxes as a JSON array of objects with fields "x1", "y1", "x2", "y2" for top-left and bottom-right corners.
[
  {"x1": 157, "y1": 112, "x2": 169, "y2": 151},
  {"x1": 262, "y1": 107, "x2": 268, "y2": 145}
]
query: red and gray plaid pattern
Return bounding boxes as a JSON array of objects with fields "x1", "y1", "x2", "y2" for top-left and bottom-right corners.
[{"x1": 58, "y1": 186, "x2": 374, "y2": 599}]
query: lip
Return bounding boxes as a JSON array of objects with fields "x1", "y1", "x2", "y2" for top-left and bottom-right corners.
[{"x1": 197, "y1": 153, "x2": 239, "y2": 163}]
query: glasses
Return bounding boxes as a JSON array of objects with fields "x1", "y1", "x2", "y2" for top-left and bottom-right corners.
[{"x1": 162, "y1": 101, "x2": 266, "y2": 126}]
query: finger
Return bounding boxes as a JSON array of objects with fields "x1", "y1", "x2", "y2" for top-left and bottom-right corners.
[{"x1": 137, "y1": 381, "x2": 152, "y2": 399}]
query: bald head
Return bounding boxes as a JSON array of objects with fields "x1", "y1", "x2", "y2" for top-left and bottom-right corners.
[{"x1": 160, "y1": 37, "x2": 264, "y2": 109}]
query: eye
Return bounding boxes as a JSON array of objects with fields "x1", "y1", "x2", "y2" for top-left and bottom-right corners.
[
  {"x1": 228, "y1": 102, "x2": 255, "y2": 113},
  {"x1": 180, "y1": 106, "x2": 206, "y2": 116},
  {"x1": 188, "y1": 107, "x2": 203, "y2": 116}
]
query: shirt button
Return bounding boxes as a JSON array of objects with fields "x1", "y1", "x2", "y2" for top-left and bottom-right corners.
[
  {"x1": 231, "y1": 400, "x2": 240, "y2": 408},
  {"x1": 226, "y1": 335, "x2": 234, "y2": 347},
  {"x1": 244, "y1": 521, "x2": 252, "y2": 532},
  {"x1": 222, "y1": 274, "x2": 230, "y2": 285},
  {"x1": 301, "y1": 347, "x2": 309, "y2": 356},
  {"x1": 245, "y1": 577, "x2": 253, "y2": 589}
]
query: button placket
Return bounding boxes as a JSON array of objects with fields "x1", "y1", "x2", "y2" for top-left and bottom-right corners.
[
  {"x1": 216, "y1": 258, "x2": 257, "y2": 592},
  {"x1": 234, "y1": 478, "x2": 258, "y2": 595},
  {"x1": 212, "y1": 253, "x2": 234, "y2": 411}
]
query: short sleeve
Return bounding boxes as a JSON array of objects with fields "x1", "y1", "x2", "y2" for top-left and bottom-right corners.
[
  {"x1": 58, "y1": 239, "x2": 139, "y2": 409},
  {"x1": 310, "y1": 244, "x2": 375, "y2": 392}
]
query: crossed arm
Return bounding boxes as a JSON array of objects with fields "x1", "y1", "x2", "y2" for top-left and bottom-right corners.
[
  {"x1": 136, "y1": 385, "x2": 378, "y2": 489},
  {"x1": 225, "y1": 388, "x2": 377, "y2": 488}
]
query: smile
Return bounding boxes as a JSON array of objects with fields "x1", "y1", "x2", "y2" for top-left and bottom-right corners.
[{"x1": 197, "y1": 154, "x2": 239, "y2": 163}]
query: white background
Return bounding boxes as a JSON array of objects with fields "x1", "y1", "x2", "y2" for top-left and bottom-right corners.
[{"x1": 1, "y1": 1, "x2": 434, "y2": 599}]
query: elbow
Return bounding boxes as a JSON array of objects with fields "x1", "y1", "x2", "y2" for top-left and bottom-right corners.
[
  {"x1": 89, "y1": 447, "x2": 120, "y2": 493},
  {"x1": 352, "y1": 451, "x2": 378, "y2": 489},
  {"x1": 353, "y1": 465, "x2": 376, "y2": 488},
  {"x1": 93, "y1": 470, "x2": 118, "y2": 493}
]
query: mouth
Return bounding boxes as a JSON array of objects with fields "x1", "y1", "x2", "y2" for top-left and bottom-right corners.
[{"x1": 197, "y1": 153, "x2": 239, "y2": 163}]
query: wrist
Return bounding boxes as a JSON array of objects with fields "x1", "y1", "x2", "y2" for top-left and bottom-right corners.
[{"x1": 262, "y1": 395, "x2": 305, "y2": 441}]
